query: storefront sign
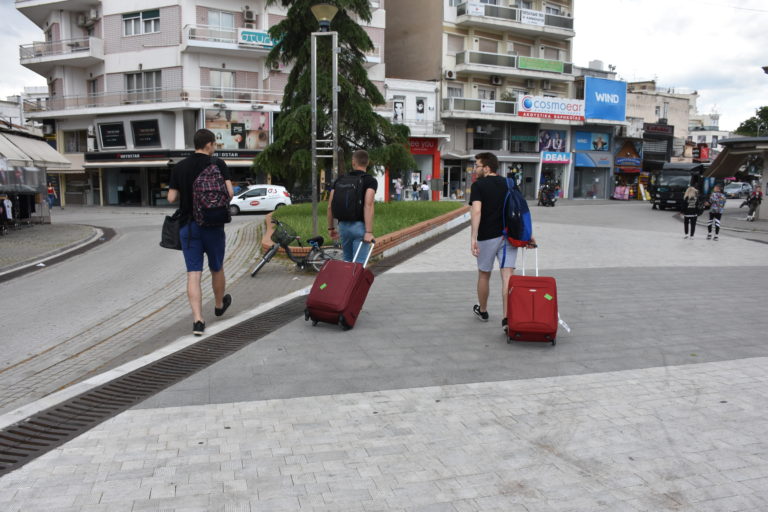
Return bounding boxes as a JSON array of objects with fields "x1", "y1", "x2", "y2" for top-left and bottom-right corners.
[
  {"x1": 238, "y1": 29, "x2": 275, "y2": 48},
  {"x1": 541, "y1": 151, "x2": 571, "y2": 164},
  {"x1": 574, "y1": 131, "x2": 610, "y2": 151},
  {"x1": 615, "y1": 157, "x2": 641, "y2": 166},
  {"x1": 409, "y1": 138, "x2": 438, "y2": 154},
  {"x1": 584, "y1": 77, "x2": 627, "y2": 121},
  {"x1": 85, "y1": 149, "x2": 262, "y2": 161},
  {"x1": 518, "y1": 56, "x2": 564, "y2": 73},
  {"x1": 520, "y1": 8, "x2": 545, "y2": 26},
  {"x1": 131, "y1": 120, "x2": 161, "y2": 148},
  {"x1": 99, "y1": 123, "x2": 126, "y2": 149},
  {"x1": 510, "y1": 135, "x2": 538, "y2": 142},
  {"x1": 480, "y1": 100, "x2": 495, "y2": 113},
  {"x1": 204, "y1": 110, "x2": 270, "y2": 150},
  {"x1": 518, "y1": 95, "x2": 584, "y2": 121},
  {"x1": 643, "y1": 123, "x2": 674, "y2": 135}
]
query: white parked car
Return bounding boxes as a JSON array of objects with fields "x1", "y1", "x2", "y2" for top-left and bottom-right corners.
[{"x1": 229, "y1": 184, "x2": 292, "y2": 215}]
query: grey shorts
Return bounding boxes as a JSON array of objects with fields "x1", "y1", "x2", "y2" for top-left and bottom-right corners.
[{"x1": 477, "y1": 236, "x2": 517, "y2": 272}]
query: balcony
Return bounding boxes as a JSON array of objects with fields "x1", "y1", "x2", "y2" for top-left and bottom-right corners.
[
  {"x1": 454, "y1": 50, "x2": 573, "y2": 81},
  {"x1": 28, "y1": 87, "x2": 284, "y2": 116},
  {"x1": 16, "y1": 0, "x2": 100, "y2": 28},
  {"x1": 19, "y1": 37, "x2": 103, "y2": 74},
  {"x1": 364, "y1": 44, "x2": 382, "y2": 68},
  {"x1": 442, "y1": 96, "x2": 517, "y2": 120},
  {"x1": 182, "y1": 24, "x2": 275, "y2": 57},
  {"x1": 455, "y1": 3, "x2": 574, "y2": 38}
]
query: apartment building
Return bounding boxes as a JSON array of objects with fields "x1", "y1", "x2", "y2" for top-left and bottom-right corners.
[
  {"x1": 17, "y1": 0, "x2": 386, "y2": 206},
  {"x1": 386, "y1": 0, "x2": 580, "y2": 199}
]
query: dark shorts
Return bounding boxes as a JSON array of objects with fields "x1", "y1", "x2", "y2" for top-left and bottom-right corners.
[{"x1": 180, "y1": 222, "x2": 226, "y2": 272}]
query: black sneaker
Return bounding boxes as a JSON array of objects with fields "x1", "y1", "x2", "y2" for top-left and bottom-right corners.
[
  {"x1": 215, "y1": 294, "x2": 232, "y2": 317},
  {"x1": 473, "y1": 304, "x2": 489, "y2": 322},
  {"x1": 193, "y1": 321, "x2": 205, "y2": 336},
  {"x1": 502, "y1": 318, "x2": 508, "y2": 333}
]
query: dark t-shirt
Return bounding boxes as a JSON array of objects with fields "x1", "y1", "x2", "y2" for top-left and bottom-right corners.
[
  {"x1": 169, "y1": 153, "x2": 231, "y2": 219},
  {"x1": 470, "y1": 175, "x2": 508, "y2": 241},
  {"x1": 332, "y1": 170, "x2": 378, "y2": 221}
]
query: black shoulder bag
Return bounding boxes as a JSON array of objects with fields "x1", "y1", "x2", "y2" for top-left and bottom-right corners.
[{"x1": 160, "y1": 209, "x2": 184, "y2": 250}]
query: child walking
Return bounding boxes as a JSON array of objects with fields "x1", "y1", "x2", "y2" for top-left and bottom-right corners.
[{"x1": 682, "y1": 186, "x2": 699, "y2": 239}]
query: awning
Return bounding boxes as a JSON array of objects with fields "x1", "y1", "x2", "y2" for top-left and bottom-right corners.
[
  {"x1": 223, "y1": 159, "x2": 255, "y2": 168},
  {"x1": 575, "y1": 152, "x2": 596, "y2": 167},
  {"x1": 84, "y1": 160, "x2": 171, "y2": 168},
  {"x1": 0, "y1": 134, "x2": 33, "y2": 166},
  {"x1": 2, "y1": 134, "x2": 71, "y2": 169},
  {"x1": 441, "y1": 151, "x2": 472, "y2": 160},
  {"x1": 497, "y1": 155, "x2": 540, "y2": 163},
  {"x1": 616, "y1": 167, "x2": 642, "y2": 173}
]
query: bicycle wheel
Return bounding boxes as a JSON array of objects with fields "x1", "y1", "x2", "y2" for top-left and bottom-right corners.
[
  {"x1": 307, "y1": 247, "x2": 344, "y2": 272},
  {"x1": 251, "y1": 244, "x2": 279, "y2": 277}
]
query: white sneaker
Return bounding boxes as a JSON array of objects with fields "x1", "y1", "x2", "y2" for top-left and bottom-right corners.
[
  {"x1": 690, "y1": 236, "x2": 695, "y2": 240},
  {"x1": 684, "y1": 235, "x2": 689, "y2": 239}
]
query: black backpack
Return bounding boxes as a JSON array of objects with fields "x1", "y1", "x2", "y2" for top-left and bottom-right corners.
[{"x1": 332, "y1": 174, "x2": 365, "y2": 222}]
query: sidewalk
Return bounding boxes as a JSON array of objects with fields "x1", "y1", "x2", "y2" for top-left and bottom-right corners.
[{"x1": 1, "y1": 203, "x2": 768, "y2": 511}]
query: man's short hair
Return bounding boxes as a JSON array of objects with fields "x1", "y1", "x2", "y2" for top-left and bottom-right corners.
[
  {"x1": 352, "y1": 150, "x2": 369, "y2": 169},
  {"x1": 475, "y1": 152, "x2": 499, "y2": 173},
  {"x1": 194, "y1": 129, "x2": 216, "y2": 150}
]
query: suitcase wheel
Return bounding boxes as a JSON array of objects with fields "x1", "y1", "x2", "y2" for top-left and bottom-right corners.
[
  {"x1": 339, "y1": 315, "x2": 351, "y2": 331},
  {"x1": 551, "y1": 339, "x2": 556, "y2": 346}
]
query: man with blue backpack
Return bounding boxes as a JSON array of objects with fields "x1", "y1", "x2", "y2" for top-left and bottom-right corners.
[
  {"x1": 469, "y1": 152, "x2": 535, "y2": 331},
  {"x1": 168, "y1": 129, "x2": 234, "y2": 336}
]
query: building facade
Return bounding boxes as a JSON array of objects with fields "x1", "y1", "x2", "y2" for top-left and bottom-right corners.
[{"x1": 17, "y1": 0, "x2": 386, "y2": 206}]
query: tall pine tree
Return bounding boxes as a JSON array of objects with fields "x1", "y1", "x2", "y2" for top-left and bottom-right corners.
[{"x1": 254, "y1": 0, "x2": 415, "y2": 190}]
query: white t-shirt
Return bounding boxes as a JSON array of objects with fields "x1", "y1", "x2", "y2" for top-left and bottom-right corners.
[{"x1": 3, "y1": 199, "x2": 12, "y2": 219}]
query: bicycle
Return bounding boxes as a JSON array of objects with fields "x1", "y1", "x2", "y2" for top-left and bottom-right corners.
[{"x1": 251, "y1": 218, "x2": 344, "y2": 277}]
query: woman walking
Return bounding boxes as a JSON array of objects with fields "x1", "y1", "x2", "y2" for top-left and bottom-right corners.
[
  {"x1": 682, "y1": 186, "x2": 699, "y2": 239},
  {"x1": 705, "y1": 185, "x2": 726, "y2": 240}
]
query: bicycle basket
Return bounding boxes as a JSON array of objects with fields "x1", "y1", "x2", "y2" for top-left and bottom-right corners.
[{"x1": 271, "y1": 221, "x2": 297, "y2": 246}]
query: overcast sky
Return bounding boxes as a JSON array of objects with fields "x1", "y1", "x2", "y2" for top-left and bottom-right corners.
[{"x1": 0, "y1": 0, "x2": 766, "y2": 130}]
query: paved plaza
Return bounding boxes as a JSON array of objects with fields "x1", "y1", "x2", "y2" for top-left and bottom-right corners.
[{"x1": 1, "y1": 201, "x2": 768, "y2": 511}]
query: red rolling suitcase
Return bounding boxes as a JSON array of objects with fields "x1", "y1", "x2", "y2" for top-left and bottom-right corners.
[
  {"x1": 506, "y1": 248, "x2": 558, "y2": 346},
  {"x1": 305, "y1": 242, "x2": 374, "y2": 330}
]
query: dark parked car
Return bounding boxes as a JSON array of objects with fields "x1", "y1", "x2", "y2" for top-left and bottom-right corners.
[{"x1": 723, "y1": 182, "x2": 752, "y2": 199}]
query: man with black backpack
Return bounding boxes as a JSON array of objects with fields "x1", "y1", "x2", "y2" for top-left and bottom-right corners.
[
  {"x1": 327, "y1": 149, "x2": 377, "y2": 263},
  {"x1": 470, "y1": 152, "x2": 535, "y2": 331},
  {"x1": 168, "y1": 129, "x2": 234, "y2": 336}
]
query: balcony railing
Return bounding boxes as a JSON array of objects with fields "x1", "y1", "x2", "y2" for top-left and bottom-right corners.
[
  {"x1": 19, "y1": 37, "x2": 101, "y2": 61},
  {"x1": 442, "y1": 97, "x2": 517, "y2": 115},
  {"x1": 37, "y1": 88, "x2": 284, "y2": 112},
  {"x1": 456, "y1": 3, "x2": 574, "y2": 30},
  {"x1": 186, "y1": 24, "x2": 239, "y2": 44},
  {"x1": 455, "y1": 51, "x2": 572, "y2": 75}
]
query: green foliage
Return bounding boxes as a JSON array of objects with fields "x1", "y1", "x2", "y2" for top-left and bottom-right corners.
[
  {"x1": 272, "y1": 201, "x2": 465, "y2": 243},
  {"x1": 254, "y1": 1, "x2": 415, "y2": 189},
  {"x1": 734, "y1": 106, "x2": 768, "y2": 137}
]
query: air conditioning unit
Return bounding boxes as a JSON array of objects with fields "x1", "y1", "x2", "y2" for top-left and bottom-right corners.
[
  {"x1": 490, "y1": 75, "x2": 502, "y2": 86},
  {"x1": 88, "y1": 8, "x2": 99, "y2": 21},
  {"x1": 244, "y1": 7, "x2": 255, "y2": 22},
  {"x1": 524, "y1": 79, "x2": 535, "y2": 88},
  {"x1": 541, "y1": 79, "x2": 552, "y2": 90},
  {"x1": 42, "y1": 124, "x2": 54, "y2": 135},
  {"x1": 444, "y1": 69, "x2": 456, "y2": 80},
  {"x1": 76, "y1": 13, "x2": 88, "y2": 27}
]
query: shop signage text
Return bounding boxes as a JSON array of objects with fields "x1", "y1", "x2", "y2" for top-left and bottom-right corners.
[
  {"x1": 85, "y1": 149, "x2": 262, "y2": 161},
  {"x1": 574, "y1": 131, "x2": 610, "y2": 152},
  {"x1": 615, "y1": 157, "x2": 641, "y2": 166},
  {"x1": 480, "y1": 100, "x2": 495, "y2": 113},
  {"x1": 238, "y1": 29, "x2": 275, "y2": 48},
  {"x1": 131, "y1": 119, "x2": 161, "y2": 148},
  {"x1": 520, "y1": 8, "x2": 545, "y2": 26},
  {"x1": 409, "y1": 138, "x2": 438, "y2": 154},
  {"x1": 99, "y1": 123, "x2": 126, "y2": 149},
  {"x1": 541, "y1": 151, "x2": 571, "y2": 164},
  {"x1": 517, "y1": 56, "x2": 564, "y2": 73},
  {"x1": 518, "y1": 95, "x2": 584, "y2": 121},
  {"x1": 584, "y1": 77, "x2": 627, "y2": 121},
  {"x1": 643, "y1": 123, "x2": 674, "y2": 135}
]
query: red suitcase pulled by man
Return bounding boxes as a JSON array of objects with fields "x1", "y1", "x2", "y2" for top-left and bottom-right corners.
[
  {"x1": 506, "y1": 248, "x2": 558, "y2": 346},
  {"x1": 305, "y1": 242, "x2": 374, "y2": 330}
]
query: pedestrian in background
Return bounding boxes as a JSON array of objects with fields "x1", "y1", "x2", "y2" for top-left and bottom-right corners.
[
  {"x1": 46, "y1": 182, "x2": 57, "y2": 210},
  {"x1": 420, "y1": 181, "x2": 430, "y2": 201},
  {"x1": 167, "y1": 129, "x2": 234, "y2": 336},
  {"x1": 682, "y1": 185, "x2": 699, "y2": 239},
  {"x1": 394, "y1": 177, "x2": 403, "y2": 201},
  {"x1": 705, "y1": 184, "x2": 726, "y2": 240},
  {"x1": 412, "y1": 181, "x2": 419, "y2": 200}
]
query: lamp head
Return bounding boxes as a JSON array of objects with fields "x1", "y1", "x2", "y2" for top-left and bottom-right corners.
[
  {"x1": 763, "y1": 65, "x2": 768, "y2": 74},
  {"x1": 311, "y1": 3, "x2": 338, "y2": 32}
]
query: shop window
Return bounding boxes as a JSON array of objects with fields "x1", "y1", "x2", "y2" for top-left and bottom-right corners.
[
  {"x1": 63, "y1": 130, "x2": 87, "y2": 153},
  {"x1": 123, "y1": 10, "x2": 160, "y2": 36}
]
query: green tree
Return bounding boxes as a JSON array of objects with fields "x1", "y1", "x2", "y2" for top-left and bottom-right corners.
[
  {"x1": 734, "y1": 106, "x2": 768, "y2": 137},
  {"x1": 254, "y1": 0, "x2": 415, "y2": 191}
]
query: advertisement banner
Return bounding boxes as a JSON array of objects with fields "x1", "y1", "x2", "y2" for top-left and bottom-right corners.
[
  {"x1": 99, "y1": 123, "x2": 127, "y2": 148},
  {"x1": 204, "y1": 110, "x2": 270, "y2": 150},
  {"x1": 518, "y1": 56, "x2": 564, "y2": 73},
  {"x1": 131, "y1": 120, "x2": 161, "y2": 148},
  {"x1": 480, "y1": 100, "x2": 495, "y2": 113},
  {"x1": 541, "y1": 151, "x2": 571, "y2": 164},
  {"x1": 237, "y1": 29, "x2": 275, "y2": 48},
  {"x1": 518, "y1": 95, "x2": 584, "y2": 121},
  {"x1": 574, "y1": 131, "x2": 610, "y2": 151},
  {"x1": 467, "y1": 3, "x2": 484, "y2": 15},
  {"x1": 538, "y1": 130, "x2": 566, "y2": 152},
  {"x1": 584, "y1": 76, "x2": 627, "y2": 121},
  {"x1": 520, "y1": 8, "x2": 545, "y2": 26}
]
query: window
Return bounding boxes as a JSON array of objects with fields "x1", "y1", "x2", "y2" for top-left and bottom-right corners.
[
  {"x1": 208, "y1": 9, "x2": 235, "y2": 41},
  {"x1": 511, "y1": 42, "x2": 531, "y2": 57},
  {"x1": 478, "y1": 38, "x2": 497, "y2": 54},
  {"x1": 478, "y1": 87, "x2": 496, "y2": 100},
  {"x1": 210, "y1": 70, "x2": 235, "y2": 99},
  {"x1": 123, "y1": 10, "x2": 160, "y2": 36},
  {"x1": 479, "y1": 0, "x2": 498, "y2": 4},
  {"x1": 542, "y1": 46, "x2": 563, "y2": 60},
  {"x1": 63, "y1": 130, "x2": 88, "y2": 153},
  {"x1": 655, "y1": 106, "x2": 661, "y2": 117},
  {"x1": 126, "y1": 70, "x2": 162, "y2": 102},
  {"x1": 447, "y1": 34, "x2": 464, "y2": 55},
  {"x1": 447, "y1": 85, "x2": 463, "y2": 98}
]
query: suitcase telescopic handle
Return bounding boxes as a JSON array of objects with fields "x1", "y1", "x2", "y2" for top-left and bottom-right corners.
[
  {"x1": 353, "y1": 240, "x2": 375, "y2": 268},
  {"x1": 521, "y1": 247, "x2": 539, "y2": 277}
]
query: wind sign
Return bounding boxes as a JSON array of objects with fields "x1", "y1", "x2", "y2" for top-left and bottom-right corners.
[{"x1": 584, "y1": 77, "x2": 626, "y2": 121}]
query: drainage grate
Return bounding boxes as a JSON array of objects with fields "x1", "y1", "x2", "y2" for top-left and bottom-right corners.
[{"x1": 0, "y1": 220, "x2": 469, "y2": 477}]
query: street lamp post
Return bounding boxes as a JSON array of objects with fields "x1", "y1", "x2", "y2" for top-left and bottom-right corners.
[{"x1": 310, "y1": 3, "x2": 339, "y2": 237}]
